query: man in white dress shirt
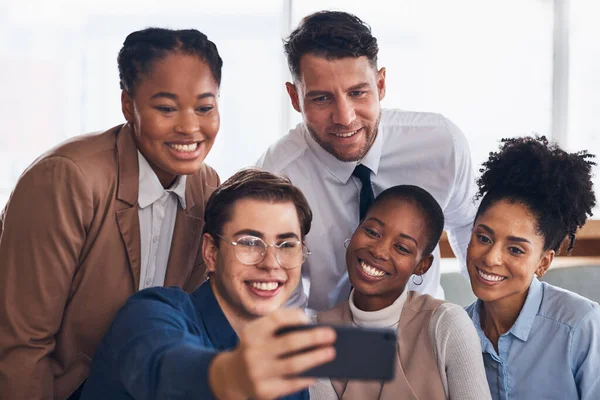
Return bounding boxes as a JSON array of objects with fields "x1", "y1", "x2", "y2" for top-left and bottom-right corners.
[{"x1": 257, "y1": 10, "x2": 477, "y2": 312}]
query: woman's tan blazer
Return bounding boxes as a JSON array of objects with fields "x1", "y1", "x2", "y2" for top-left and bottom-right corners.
[{"x1": 0, "y1": 124, "x2": 219, "y2": 399}]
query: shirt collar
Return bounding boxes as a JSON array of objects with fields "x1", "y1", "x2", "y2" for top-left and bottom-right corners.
[
  {"x1": 303, "y1": 122, "x2": 384, "y2": 184},
  {"x1": 469, "y1": 300, "x2": 495, "y2": 353},
  {"x1": 191, "y1": 281, "x2": 238, "y2": 350},
  {"x1": 508, "y1": 276, "x2": 543, "y2": 341},
  {"x1": 470, "y1": 277, "x2": 543, "y2": 344},
  {"x1": 137, "y1": 151, "x2": 187, "y2": 209}
]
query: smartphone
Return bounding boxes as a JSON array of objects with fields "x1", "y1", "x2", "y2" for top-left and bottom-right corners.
[{"x1": 276, "y1": 324, "x2": 397, "y2": 381}]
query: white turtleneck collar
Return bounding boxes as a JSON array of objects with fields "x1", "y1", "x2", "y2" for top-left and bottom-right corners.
[{"x1": 349, "y1": 289, "x2": 408, "y2": 329}]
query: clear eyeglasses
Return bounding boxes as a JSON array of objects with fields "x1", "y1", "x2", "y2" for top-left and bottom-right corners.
[{"x1": 216, "y1": 234, "x2": 311, "y2": 269}]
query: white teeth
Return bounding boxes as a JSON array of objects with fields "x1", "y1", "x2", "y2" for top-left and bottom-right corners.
[
  {"x1": 333, "y1": 129, "x2": 359, "y2": 138},
  {"x1": 249, "y1": 281, "x2": 279, "y2": 291},
  {"x1": 477, "y1": 268, "x2": 507, "y2": 282},
  {"x1": 360, "y1": 260, "x2": 386, "y2": 277},
  {"x1": 168, "y1": 142, "x2": 198, "y2": 152}
]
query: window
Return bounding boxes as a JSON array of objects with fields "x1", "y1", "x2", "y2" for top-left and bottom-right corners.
[
  {"x1": 292, "y1": 0, "x2": 553, "y2": 171},
  {"x1": 568, "y1": 0, "x2": 600, "y2": 212}
]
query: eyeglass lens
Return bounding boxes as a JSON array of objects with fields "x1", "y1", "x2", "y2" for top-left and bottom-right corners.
[{"x1": 234, "y1": 236, "x2": 307, "y2": 268}]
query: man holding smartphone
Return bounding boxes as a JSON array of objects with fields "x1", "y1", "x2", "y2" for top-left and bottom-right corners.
[{"x1": 80, "y1": 168, "x2": 336, "y2": 400}]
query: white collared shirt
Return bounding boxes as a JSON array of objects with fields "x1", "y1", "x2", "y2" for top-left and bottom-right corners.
[
  {"x1": 137, "y1": 151, "x2": 187, "y2": 290},
  {"x1": 257, "y1": 109, "x2": 477, "y2": 312}
]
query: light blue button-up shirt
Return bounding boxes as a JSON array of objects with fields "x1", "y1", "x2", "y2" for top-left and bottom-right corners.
[{"x1": 465, "y1": 277, "x2": 600, "y2": 400}]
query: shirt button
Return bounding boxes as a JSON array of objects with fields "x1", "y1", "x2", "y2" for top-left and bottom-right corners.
[
  {"x1": 145, "y1": 279, "x2": 152, "y2": 286},
  {"x1": 152, "y1": 236, "x2": 158, "y2": 243}
]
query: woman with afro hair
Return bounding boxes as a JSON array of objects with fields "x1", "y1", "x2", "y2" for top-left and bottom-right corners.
[{"x1": 464, "y1": 136, "x2": 599, "y2": 399}]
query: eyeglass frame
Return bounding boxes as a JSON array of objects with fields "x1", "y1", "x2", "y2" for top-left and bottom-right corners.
[{"x1": 214, "y1": 234, "x2": 311, "y2": 269}]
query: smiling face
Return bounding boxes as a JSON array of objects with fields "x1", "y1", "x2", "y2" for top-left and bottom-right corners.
[
  {"x1": 122, "y1": 51, "x2": 220, "y2": 188},
  {"x1": 346, "y1": 198, "x2": 433, "y2": 311},
  {"x1": 203, "y1": 198, "x2": 303, "y2": 326},
  {"x1": 467, "y1": 200, "x2": 554, "y2": 309},
  {"x1": 286, "y1": 54, "x2": 386, "y2": 162}
]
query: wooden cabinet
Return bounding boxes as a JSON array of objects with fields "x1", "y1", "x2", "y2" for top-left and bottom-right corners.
[{"x1": 440, "y1": 220, "x2": 600, "y2": 257}]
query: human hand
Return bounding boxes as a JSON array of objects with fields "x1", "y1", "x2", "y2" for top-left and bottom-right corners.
[{"x1": 208, "y1": 308, "x2": 336, "y2": 400}]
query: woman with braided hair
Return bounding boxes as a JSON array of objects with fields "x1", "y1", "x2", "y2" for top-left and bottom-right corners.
[
  {"x1": 464, "y1": 136, "x2": 599, "y2": 399},
  {"x1": 0, "y1": 28, "x2": 223, "y2": 399}
]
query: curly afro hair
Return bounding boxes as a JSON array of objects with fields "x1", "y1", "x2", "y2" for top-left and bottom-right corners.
[{"x1": 475, "y1": 135, "x2": 596, "y2": 253}]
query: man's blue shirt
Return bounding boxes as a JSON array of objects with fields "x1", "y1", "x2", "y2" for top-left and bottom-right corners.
[
  {"x1": 465, "y1": 277, "x2": 600, "y2": 400},
  {"x1": 81, "y1": 281, "x2": 309, "y2": 400}
]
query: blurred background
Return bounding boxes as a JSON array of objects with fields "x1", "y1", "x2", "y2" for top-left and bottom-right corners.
[
  {"x1": 1, "y1": 0, "x2": 599, "y2": 207},
  {"x1": 1, "y1": 0, "x2": 598, "y2": 219}
]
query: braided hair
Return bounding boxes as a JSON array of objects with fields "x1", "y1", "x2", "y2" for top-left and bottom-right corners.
[
  {"x1": 475, "y1": 136, "x2": 596, "y2": 253},
  {"x1": 117, "y1": 27, "x2": 222, "y2": 94}
]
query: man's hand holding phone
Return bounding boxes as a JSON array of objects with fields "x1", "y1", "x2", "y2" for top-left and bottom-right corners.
[{"x1": 208, "y1": 309, "x2": 336, "y2": 400}]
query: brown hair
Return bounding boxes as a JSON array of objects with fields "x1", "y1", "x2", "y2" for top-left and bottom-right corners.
[
  {"x1": 284, "y1": 10, "x2": 379, "y2": 80},
  {"x1": 202, "y1": 168, "x2": 312, "y2": 242}
]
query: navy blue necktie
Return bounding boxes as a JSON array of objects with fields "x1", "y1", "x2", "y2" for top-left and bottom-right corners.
[{"x1": 352, "y1": 164, "x2": 374, "y2": 220}]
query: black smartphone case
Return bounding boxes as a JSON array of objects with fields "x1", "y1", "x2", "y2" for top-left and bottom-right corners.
[{"x1": 277, "y1": 324, "x2": 397, "y2": 381}]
